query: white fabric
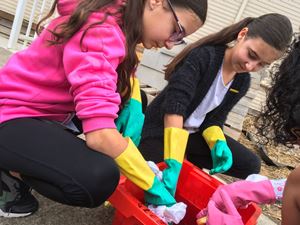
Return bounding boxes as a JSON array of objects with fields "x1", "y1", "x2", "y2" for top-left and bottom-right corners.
[
  {"x1": 147, "y1": 161, "x2": 163, "y2": 181},
  {"x1": 148, "y1": 203, "x2": 187, "y2": 224},
  {"x1": 246, "y1": 174, "x2": 268, "y2": 182},
  {"x1": 184, "y1": 65, "x2": 232, "y2": 133},
  {"x1": 270, "y1": 179, "x2": 286, "y2": 201},
  {"x1": 147, "y1": 161, "x2": 187, "y2": 224}
]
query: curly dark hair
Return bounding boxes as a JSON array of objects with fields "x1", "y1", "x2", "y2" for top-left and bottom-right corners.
[{"x1": 256, "y1": 34, "x2": 300, "y2": 145}]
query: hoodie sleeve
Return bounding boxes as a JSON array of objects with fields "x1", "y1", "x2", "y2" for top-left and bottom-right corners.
[{"x1": 63, "y1": 24, "x2": 125, "y2": 133}]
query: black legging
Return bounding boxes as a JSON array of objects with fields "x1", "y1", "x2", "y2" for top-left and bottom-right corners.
[
  {"x1": 0, "y1": 118, "x2": 120, "y2": 208},
  {"x1": 139, "y1": 131, "x2": 261, "y2": 179}
]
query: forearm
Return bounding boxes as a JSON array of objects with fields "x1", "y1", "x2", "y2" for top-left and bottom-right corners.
[
  {"x1": 164, "y1": 114, "x2": 183, "y2": 129},
  {"x1": 85, "y1": 128, "x2": 176, "y2": 206},
  {"x1": 202, "y1": 125, "x2": 232, "y2": 174},
  {"x1": 85, "y1": 128, "x2": 128, "y2": 158}
]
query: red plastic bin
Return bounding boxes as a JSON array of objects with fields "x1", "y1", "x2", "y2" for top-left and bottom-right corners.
[{"x1": 109, "y1": 160, "x2": 261, "y2": 225}]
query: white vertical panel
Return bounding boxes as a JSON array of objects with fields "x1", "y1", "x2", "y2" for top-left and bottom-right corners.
[{"x1": 7, "y1": 0, "x2": 27, "y2": 49}]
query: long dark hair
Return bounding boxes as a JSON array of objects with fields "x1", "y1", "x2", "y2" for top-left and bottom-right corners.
[
  {"x1": 165, "y1": 13, "x2": 293, "y2": 80},
  {"x1": 256, "y1": 34, "x2": 300, "y2": 145},
  {"x1": 36, "y1": 0, "x2": 208, "y2": 107},
  {"x1": 170, "y1": 0, "x2": 208, "y2": 24}
]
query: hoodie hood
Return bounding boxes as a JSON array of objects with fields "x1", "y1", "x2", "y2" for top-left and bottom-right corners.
[
  {"x1": 57, "y1": 0, "x2": 78, "y2": 16},
  {"x1": 57, "y1": 0, "x2": 125, "y2": 17}
]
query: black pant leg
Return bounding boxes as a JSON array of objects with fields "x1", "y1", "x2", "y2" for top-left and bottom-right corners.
[
  {"x1": 0, "y1": 118, "x2": 120, "y2": 207},
  {"x1": 139, "y1": 131, "x2": 261, "y2": 179},
  {"x1": 186, "y1": 131, "x2": 261, "y2": 179},
  {"x1": 225, "y1": 135, "x2": 261, "y2": 178}
]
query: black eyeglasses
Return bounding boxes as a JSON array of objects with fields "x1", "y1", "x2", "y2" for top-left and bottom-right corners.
[{"x1": 166, "y1": 0, "x2": 186, "y2": 45}]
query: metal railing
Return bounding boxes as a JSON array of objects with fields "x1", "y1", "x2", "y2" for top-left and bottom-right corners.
[{"x1": 7, "y1": 0, "x2": 54, "y2": 50}]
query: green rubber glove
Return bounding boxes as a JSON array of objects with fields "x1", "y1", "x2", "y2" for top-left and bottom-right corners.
[
  {"x1": 202, "y1": 126, "x2": 233, "y2": 175},
  {"x1": 210, "y1": 140, "x2": 233, "y2": 174},
  {"x1": 115, "y1": 138, "x2": 176, "y2": 206},
  {"x1": 116, "y1": 77, "x2": 144, "y2": 146},
  {"x1": 162, "y1": 127, "x2": 189, "y2": 196}
]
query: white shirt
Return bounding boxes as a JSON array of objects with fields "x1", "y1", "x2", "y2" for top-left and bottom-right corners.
[{"x1": 184, "y1": 65, "x2": 232, "y2": 133}]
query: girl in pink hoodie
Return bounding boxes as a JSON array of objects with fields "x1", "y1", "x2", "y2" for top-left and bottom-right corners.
[{"x1": 0, "y1": 0, "x2": 208, "y2": 217}]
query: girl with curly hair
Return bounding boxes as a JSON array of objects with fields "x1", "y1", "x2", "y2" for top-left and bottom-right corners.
[
  {"x1": 258, "y1": 35, "x2": 300, "y2": 225},
  {"x1": 257, "y1": 35, "x2": 300, "y2": 145}
]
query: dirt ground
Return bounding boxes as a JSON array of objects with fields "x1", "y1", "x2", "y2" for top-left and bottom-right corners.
[{"x1": 217, "y1": 115, "x2": 300, "y2": 224}]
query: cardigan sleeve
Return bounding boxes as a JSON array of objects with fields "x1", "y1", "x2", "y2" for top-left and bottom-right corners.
[{"x1": 161, "y1": 47, "x2": 211, "y2": 117}]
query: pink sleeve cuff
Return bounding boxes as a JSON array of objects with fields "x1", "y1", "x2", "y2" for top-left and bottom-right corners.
[{"x1": 82, "y1": 116, "x2": 116, "y2": 133}]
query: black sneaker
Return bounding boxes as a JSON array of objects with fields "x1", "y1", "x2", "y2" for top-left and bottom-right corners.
[{"x1": 0, "y1": 170, "x2": 39, "y2": 217}]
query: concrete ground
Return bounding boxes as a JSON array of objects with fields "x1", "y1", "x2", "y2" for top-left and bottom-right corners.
[
  {"x1": 0, "y1": 192, "x2": 114, "y2": 225},
  {"x1": 0, "y1": 47, "x2": 277, "y2": 225}
]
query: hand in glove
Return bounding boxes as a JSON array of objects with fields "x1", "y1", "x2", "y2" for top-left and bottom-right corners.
[
  {"x1": 116, "y1": 77, "x2": 144, "y2": 146},
  {"x1": 202, "y1": 126, "x2": 233, "y2": 174},
  {"x1": 196, "y1": 179, "x2": 278, "y2": 225},
  {"x1": 196, "y1": 189, "x2": 243, "y2": 225},
  {"x1": 114, "y1": 138, "x2": 176, "y2": 206}
]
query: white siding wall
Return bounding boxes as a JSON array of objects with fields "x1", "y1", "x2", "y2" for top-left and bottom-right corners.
[
  {"x1": 0, "y1": 0, "x2": 53, "y2": 24},
  {"x1": 186, "y1": 0, "x2": 244, "y2": 43},
  {"x1": 185, "y1": 0, "x2": 300, "y2": 43},
  {"x1": 243, "y1": 0, "x2": 300, "y2": 32}
]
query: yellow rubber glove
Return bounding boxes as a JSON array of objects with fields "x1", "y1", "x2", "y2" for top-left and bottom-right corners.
[
  {"x1": 163, "y1": 127, "x2": 189, "y2": 196},
  {"x1": 202, "y1": 126, "x2": 233, "y2": 175},
  {"x1": 115, "y1": 138, "x2": 176, "y2": 206},
  {"x1": 116, "y1": 77, "x2": 144, "y2": 146}
]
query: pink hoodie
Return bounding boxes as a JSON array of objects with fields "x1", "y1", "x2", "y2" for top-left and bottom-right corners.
[{"x1": 0, "y1": 0, "x2": 126, "y2": 133}]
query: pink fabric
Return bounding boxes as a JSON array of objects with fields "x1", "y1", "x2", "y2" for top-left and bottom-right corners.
[
  {"x1": 0, "y1": 0, "x2": 125, "y2": 133},
  {"x1": 196, "y1": 180, "x2": 276, "y2": 225}
]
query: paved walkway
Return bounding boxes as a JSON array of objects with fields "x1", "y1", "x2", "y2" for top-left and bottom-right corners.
[{"x1": 0, "y1": 192, "x2": 114, "y2": 225}]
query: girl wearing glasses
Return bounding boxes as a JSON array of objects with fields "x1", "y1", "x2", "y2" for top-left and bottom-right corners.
[
  {"x1": 0, "y1": 0, "x2": 208, "y2": 218},
  {"x1": 139, "y1": 13, "x2": 293, "y2": 197}
]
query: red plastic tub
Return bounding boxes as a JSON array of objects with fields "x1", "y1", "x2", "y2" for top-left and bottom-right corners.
[{"x1": 109, "y1": 160, "x2": 261, "y2": 225}]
